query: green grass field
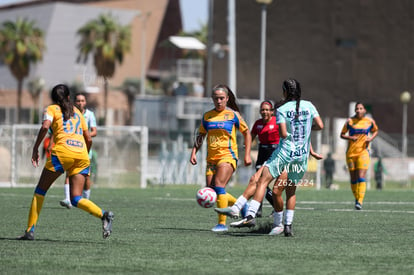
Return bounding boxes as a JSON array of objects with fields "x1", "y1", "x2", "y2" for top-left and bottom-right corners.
[{"x1": 1, "y1": 185, "x2": 413, "y2": 274}]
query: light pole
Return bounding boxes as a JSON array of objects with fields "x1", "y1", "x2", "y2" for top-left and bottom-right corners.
[
  {"x1": 139, "y1": 12, "x2": 151, "y2": 96},
  {"x1": 256, "y1": 0, "x2": 273, "y2": 102},
  {"x1": 400, "y1": 91, "x2": 411, "y2": 157}
]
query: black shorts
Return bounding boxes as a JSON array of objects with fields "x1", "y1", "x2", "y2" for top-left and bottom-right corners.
[{"x1": 256, "y1": 144, "x2": 277, "y2": 170}]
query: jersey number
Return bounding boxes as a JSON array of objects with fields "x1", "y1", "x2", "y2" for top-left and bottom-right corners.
[{"x1": 63, "y1": 113, "x2": 83, "y2": 135}]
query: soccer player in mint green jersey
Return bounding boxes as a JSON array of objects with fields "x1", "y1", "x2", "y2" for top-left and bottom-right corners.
[{"x1": 216, "y1": 78, "x2": 324, "y2": 237}]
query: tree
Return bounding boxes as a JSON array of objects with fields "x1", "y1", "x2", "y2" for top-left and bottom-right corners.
[
  {"x1": 27, "y1": 77, "x2": 45, "y2": 124},
  {"x1": 119, "y1": 77, "x2": 140, "y2": 125},
  {"x1": 0, "y1": 18, "x2": 45, "y2": 123},
  {"x1": 76, "y1": 13, "x2": 131, "y2": 125}
]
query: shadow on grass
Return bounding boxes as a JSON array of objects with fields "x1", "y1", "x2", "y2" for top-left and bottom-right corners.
[
  {"x1": 0, "y1": 236, "x2": 104, "y2": 244},
  {"x1": 157, "y1": 220, "x2": 273, "y2": 236}
]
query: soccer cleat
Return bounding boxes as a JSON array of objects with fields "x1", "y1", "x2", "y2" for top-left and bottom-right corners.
[
  {"x1": 17, "y1": 231, "x2": 34, "y2": 241},
  {"x1": 268, "y1": 225, "x2": 284, "y2": 236},
  {"x1": 355, "y1": 201, "x2": 362, "y2": 210},
  {"x1": 59, "y1": 199, "x2": 72, "y2": 209},
  {"x1": 230, "y1": 215, "x2": 256, "y2": 228},
  {"x1": 211, "y1": 224, "x2": 228, "y2": 232},
  {"x1": 256, "y1": 206, "x2": 262, "y2": 218},
  {"x1": 102, "y1": 211, "x2": 114, "y2": 239},
  {"x1": 214, "y1": 207, "x2": 240, "y2": 219},
  {"x1": 284, "y1": 224, "x2": 293, "y2": 237}
]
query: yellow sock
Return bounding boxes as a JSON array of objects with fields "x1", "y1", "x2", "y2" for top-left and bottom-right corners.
[
  {"x1": 226, "y1": 192, "x2": 236, "y2": 206},
  {"x1": 27, "y1": 193, "x2": 45, "y2": 232},
  {"x1": 350, "y1": 183, "x2": 358, "y2": 201},
  {"x1": 216, "y1": 194, "x2": 228, "y2": 225},
  {"x1": 76, "y1": 198, "x2": 103, "y2": 219},
  {"x1": 358, "y1": 182, "x2": 366, "y2": 204}
]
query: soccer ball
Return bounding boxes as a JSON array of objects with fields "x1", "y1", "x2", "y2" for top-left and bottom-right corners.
[{"x1": 196, "y1": 187, "x2": 217, "y2": 208}]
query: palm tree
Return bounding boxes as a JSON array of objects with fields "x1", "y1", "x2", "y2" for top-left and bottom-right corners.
[
  {"x1": 120, "y1": 77, "x2": 140, "y2": 125},
  {"x1": 0, "y1": 18, "x2": 45, "y2": 123},
  {"x1": 76, "y1": 13, "x2": 131, "y2": 125},
  {"x1": 27, "y1": 77, "x2": 45, "y2": 124}
]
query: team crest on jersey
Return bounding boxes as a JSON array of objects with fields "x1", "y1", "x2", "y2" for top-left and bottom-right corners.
[
  {"x1": 224, "y1": 114, "x2": 230, "y2": 120},
  {"x1": 269, "y1": 125, "x2": 274, "y2": 129}
]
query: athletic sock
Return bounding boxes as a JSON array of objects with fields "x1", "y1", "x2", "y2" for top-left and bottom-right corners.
[
  {"x1": 82, "y1": 189, "x2": 91, "y2": 199},
  {"x1": 27, "y1": 187, "x2": 46, "y2": 232},
  {"x1": 246, "y1": 200, "x2": 261, "y2": 218},
  {"x1": 357, "y1": 181, "x2": 366, "y2": 204},
  {"x1": 226, "y1": 192, "x2": 237, "y2": 206},
  {"x1": 285, "y1": 209, "x2": 295, "y2": 225},
  {"x1": 214, "y1": 187, "x2": 228, "y2": 225},
  {"x1": 64, "y1": 183, "x2": 70, "y2": 201},
  {"x1": 273, "y1": 211, "x2": 283, "y2": 227},
  {"x1": 350, "y1": 182, "x2": 358, "y2": 201},
  {"x1": 75, "y1": 198, "x2": 103, "y2": 219},
  {"x1": 232, "y1": 195, "x2": 248, "y2": 212}
]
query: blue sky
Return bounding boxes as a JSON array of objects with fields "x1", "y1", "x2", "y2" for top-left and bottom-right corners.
[
  {"x1": 0, "y1": 0, "x2": 208, "y2": 32},
  {"x1": 179, "y1": 0, "x2": 208, "y2": 32}
]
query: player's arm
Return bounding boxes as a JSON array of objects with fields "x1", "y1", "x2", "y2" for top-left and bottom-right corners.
[
  {"x1": 89, "y1": 112, "x2": 98, "y2": 137},
  {"x1": 80, "y1": 113, "x2": 92, "y2": 152},
  {"x1": 309, "y1": 143, "x2": 323, "y2": 160},
  {"x1": 32, "y1": 119, "x2": 51, "y2": 167},
  {"x1": 340, "y1": 119, "x2": 357, "y2": 141},
  {"x1": 279, "y1": 122, "x2": 287, "y2": 139},
  {"x1": 83, "y1": 129, "x2": 92, "y2": 153},
  {"x1": 366, "y1": 121, "x2": 379, "y2": 143},
  {"x1": 241, "y1": 129, "x2": 252, "y2": 166},
  {"x1": 312, "y1": 116, "x2": 324, "y2": 131},
  {"x1": 89, "y1": 126, "x2": 97, "y2": 138},
  {"x1": 190, "y1": 132, "x2": 206, "y2": 165}
]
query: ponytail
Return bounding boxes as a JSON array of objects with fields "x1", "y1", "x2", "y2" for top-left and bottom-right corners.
[
  {"x1": 282, "y1": 78, "x2": 302, "y2": 119},
  {"x1": 51, "y1": 84, "x2": 74, "y2": 121},
  {"x1": 212, "y1": 84, "x2": 241, "y2": 113}
]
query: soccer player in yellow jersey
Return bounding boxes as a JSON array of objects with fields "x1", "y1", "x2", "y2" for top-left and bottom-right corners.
[
  {"x1": 190, "y1": 84, "x2": 252, "y2": 232},
  {"x1": 18, "y1": 84, "x2": 113, "y2": 240},
  {"x1": 341, "y1": 102, "x2": 378, "y2": 210}
]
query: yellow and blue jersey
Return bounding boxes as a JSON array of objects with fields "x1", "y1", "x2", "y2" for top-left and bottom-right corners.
[
  {"x1": 341, "y1": 116, "x2": 378, "y2": 157},
  {"x1": 44, "y1": 104, "x2": 89, "y2": 160},
  {"x1": 199, "y1": 107, "x2": 249, "y2": 162}
]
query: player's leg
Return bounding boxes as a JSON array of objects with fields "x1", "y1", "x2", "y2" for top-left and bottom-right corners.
[
  {"x1": 68, "y1": 159, "x2": 114, "y2": 239},
  {"x1": 215, "y1": 165, "x2": 264, "y2": 218},
  {"x1": 268, "y1": 170, "x2": 287, "y2": 235},
  {"x1": 82, "y1": 175, "x2": 91, "y2": 199},
  {"x1": 284, "y1": 182, "x2": 297, "y2": 237},
  {"x1": 19, "y1": 168, "x2": 62, "y2": 240},
  {"x1": 354, "y1": 152, "x2": 370, "y2": 209},
  {"x1": 59, "y1": 174, "x2": 72, "y2": 209},
  {"x1": 230, "y1": 167, "x2": 274, "y2": 228},
  {"x1": 347, "y1": 156, "x2": 359, "y2": 204},
  {"x1": 211, "y1": 162, "x2": 234, "y2": 232}
]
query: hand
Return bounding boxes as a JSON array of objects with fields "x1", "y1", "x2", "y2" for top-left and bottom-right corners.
[
  {"x1": 311, "y1": 153, "x2": 323, "y2": 160},
  {"x1": 244, "y1": 155, "x2": 252, "y2": 166},
  {"x1": 190, "y1": 154, "x2": 197, "y2": 165},
  {"x1": 31, "y1": 149, "x2": 40, "y2": 167}
]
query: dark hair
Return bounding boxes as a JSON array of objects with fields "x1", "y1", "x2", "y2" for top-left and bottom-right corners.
[
  {"x1": 51, "y1": 84, "x2": 74, "y2": 121},
  {"x1": 260, "y1": 100, "x2": 274, "y2": 110},
  {"x1": 354, "y1": 102, "x2": 365, "y2": 110},
  {"x1": 75, "y1": 91, "x2": 87, "y2": 100},
  {"x1": 212, "y1": 84, "x2": 240, "y2": 113},
  {"x1": 282, "y1": 78, "x2": 302, "y2": 118}
]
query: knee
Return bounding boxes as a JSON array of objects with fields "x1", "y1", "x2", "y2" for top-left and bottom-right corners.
[{"x1": 70, "y1": 195, "x2": 82, "y2": 207}]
